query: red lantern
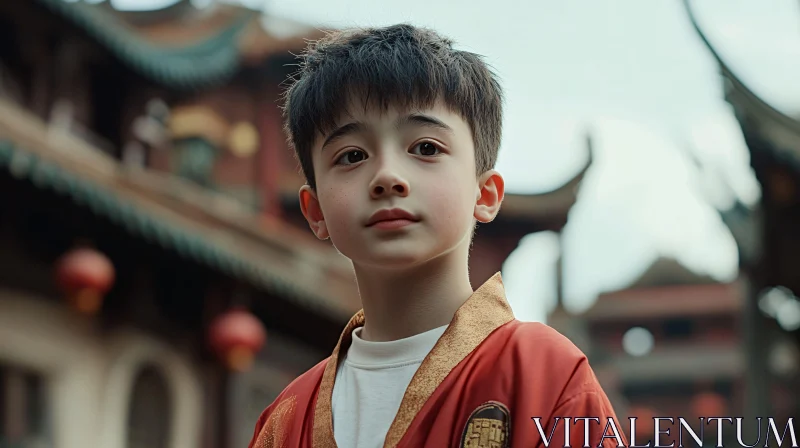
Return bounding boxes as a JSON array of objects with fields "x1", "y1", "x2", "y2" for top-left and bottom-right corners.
[
  {"x1": 691, "y1": 392, "x2": 726, "y2": 418},
  {"x1": 54, "y1": 247, "x2": 115, "y2": 314},
  {"x1": 208, "y1": 308, "x2": 266, "y2": 372}
]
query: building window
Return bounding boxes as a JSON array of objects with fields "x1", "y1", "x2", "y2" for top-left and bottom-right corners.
[
  {"x1": 126, "y1": 365, "x2": 171, "y2": 448},
  {"x1": 0, "y1": 63, "x2": 26, "y2": 107},
  {"x1": 662, "y1": 318, "x2": 693, "y2": 339},
  {"x1": 0, "y1": 363, "x2": 51, "y2": 448}
]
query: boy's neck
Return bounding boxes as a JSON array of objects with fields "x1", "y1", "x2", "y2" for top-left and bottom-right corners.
[{"x1": 353, "y1": 244, "x2": 475, "y2": 342}]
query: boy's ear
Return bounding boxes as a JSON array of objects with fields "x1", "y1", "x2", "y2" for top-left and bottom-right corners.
[
  {"x1": 299, "y1": 185, "x2": 330, "y2": 240},
  {"x1": 474, "y1": 170, "x2": 504, "y2": 223}
]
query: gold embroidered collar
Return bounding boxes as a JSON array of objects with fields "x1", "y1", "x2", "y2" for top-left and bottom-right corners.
[{"x1": 312, "y1": 272, "x2": 515, "y2": 447}]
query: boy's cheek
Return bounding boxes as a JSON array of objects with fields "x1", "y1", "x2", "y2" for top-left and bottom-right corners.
[
  {"x1": 426, "y1": 189, "x2": 473, "y2": 233},
  {"x1": 322, "y1": 201, "x2": 358, "y2": 235},
  {"x1": 317, "y1": 184, "x2": 355, "y2": 215},
  {"x1": 323, "y1": 192, "x2": 369, "y2": 237},
  {"x1": 429, "y1": 175, "x2": 475, "y2": 210}
]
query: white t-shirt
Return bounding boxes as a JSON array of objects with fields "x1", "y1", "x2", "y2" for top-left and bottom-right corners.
[{"x1": 331, "y1": 324, "x2": 449, "y2": 448}]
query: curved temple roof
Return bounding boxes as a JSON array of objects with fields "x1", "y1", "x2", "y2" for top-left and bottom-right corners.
[
  {"x1": 493, "y1": 133, "x2": 594, "y2": 234},
  {"x1": 0, "y1": 98, "x2": 360, "y2": 321},
  {"x1": 683, "y1": 0, "x2": 800, "y2": 172},
  {"x1": 683, "y1": 0, "x2": 797, "y2": 268},
  {"x1": 35, "y1": 0, "x2": 324, "y2": 89},
  {"x1": 500, "y1": 136, "x2": 592, "y2": 223}
]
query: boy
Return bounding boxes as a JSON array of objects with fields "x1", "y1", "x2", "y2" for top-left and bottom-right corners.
[{"x1": 249, "y1": 24, "x2": 625, "y2": 448}]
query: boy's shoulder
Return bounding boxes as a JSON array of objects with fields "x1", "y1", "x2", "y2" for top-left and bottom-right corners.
[
  {"x1": 491, "y1": 320, "x2": 593, "y2": 380},
  {"x1": 268, "y1": 356, "x2": 330, "y2": 408},
  {"x1": 495, "y1": 322, "x2": 625, "y2": 447},
  {"x1": 248, "y1": 357, "x2": 331, "y2": 446},
  {"x1": 503, "y1": 319, "x2": 587, "y2": 360}
]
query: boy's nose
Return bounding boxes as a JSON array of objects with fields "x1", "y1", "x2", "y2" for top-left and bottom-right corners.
[{"x1": 369, "y1": 170, "x2": 410, "y2": 199}]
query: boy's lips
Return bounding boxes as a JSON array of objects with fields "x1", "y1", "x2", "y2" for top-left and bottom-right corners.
[{"x1": 365, "y1": 208, "x2": 420, "y2": 228}]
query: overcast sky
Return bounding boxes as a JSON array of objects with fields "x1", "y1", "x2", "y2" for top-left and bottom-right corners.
[{"x1": 114, "y1": 0, "x2": 797, "y2": 322}]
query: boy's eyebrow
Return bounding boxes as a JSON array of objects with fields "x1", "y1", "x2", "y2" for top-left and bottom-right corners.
[
  {"x1": 321, "y1": 122, "x2": 366, "y2": 150},
  {"x1": 397, "y1": 113, "x2": 453, "y2": 133}
]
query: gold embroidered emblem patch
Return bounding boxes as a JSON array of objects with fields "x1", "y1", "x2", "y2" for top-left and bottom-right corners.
[{"x1": 460, "y1": 401, "x2": 510, "y2": 448}]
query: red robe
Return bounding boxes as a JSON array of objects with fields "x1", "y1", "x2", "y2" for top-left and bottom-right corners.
[{"x1": 249, "y1": 272, "x2": 626, "y2": 448}]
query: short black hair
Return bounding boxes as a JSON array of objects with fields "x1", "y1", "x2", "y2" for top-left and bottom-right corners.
[{"x1": 282, "y1": 24, "x2": 504, "y2": 189}]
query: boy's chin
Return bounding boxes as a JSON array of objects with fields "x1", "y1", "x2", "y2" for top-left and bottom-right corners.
[{"x1": 348, "y1": 246, "x2": 438, "y2": 271}]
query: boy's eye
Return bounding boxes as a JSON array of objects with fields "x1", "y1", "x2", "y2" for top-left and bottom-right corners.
[
  {"x1": 336, "y1": 149, "x2": 368, "y2": 165},
  {"x1": 410, "y1": 142, "x2": 441, "y2": 156}
]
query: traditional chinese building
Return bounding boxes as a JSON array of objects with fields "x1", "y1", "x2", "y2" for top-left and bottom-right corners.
[
  {"x1": 0, "y1": 1, "x2": 592, "y2": 447},
  {"x1": 0, "y1": 2, "x2": 357, "y2": 448},
  {"x1": 549, "y1": 257, "x2": 748, "y2": 443},
  {"x1": 684, "y1": 0, "x2": 800, "y2": 429}
]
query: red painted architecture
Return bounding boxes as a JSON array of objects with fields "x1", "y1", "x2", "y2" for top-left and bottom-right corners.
[
  {"x1": 684, "y1": 0, "x2": 800, "y2": 430},
  {"x1": 549, "y1": 258, "x2": 747, "y2": 444}
]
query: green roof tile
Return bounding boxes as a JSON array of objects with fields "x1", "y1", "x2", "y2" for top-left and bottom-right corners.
[
  {"x1": 0, "y1": 139, "x2": 345, "y2": 318},
  {"x1": 36, "y1": 0, "x2": 254, "y2": 90}
]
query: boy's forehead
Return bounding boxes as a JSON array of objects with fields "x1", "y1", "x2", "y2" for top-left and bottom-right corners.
[
  {"x1": 338, "y1": 95, "x2": 427, "y2": 123},
  {"x1": 322, "y1": 95, "x2": 460, "y2": 134}
]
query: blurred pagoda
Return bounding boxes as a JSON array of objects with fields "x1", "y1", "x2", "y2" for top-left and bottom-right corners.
[
  {"x1": 683, "y1": 0, "x2": 800, "y2": 432},
  {"x1": 550, "y1": 257, "x2": 753, "y2": 444}
]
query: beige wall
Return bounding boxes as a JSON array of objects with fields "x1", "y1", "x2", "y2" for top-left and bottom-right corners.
[{"x1": 0, "y1": 290, "x2": 203, "y2": 448}]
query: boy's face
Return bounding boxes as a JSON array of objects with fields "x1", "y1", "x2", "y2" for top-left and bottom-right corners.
[{"x1": 299, "y1": 98, "x2": 503, "y2": 270}]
